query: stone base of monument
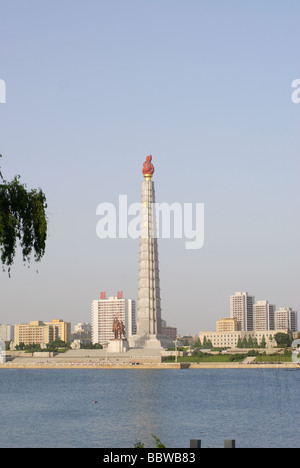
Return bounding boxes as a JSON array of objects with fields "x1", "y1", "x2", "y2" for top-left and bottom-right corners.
[
  {"x1": 107, "y1": 339, "x2": 129, "y2": 354},
  {"x1": 129, "y1": 334, "x2": 173, "y2": 350}
]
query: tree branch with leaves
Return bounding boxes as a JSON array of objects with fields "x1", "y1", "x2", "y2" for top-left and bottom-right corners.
[{"x1": 0, "y1": 155, "x2": 48, "y2": 275}]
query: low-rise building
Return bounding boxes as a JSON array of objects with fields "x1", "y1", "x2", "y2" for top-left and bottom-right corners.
[
  {"x1": 45, "y1": 319, "x2": 71, "y2": 343},
  {"x1": 198, "y1": 329, "x2": 288, "y2": 349},
  {"x1": 162, "y1": 326, "x2": 177, "y2": 341},
  {"x1": 14, "y1": 319, "x2": 71, "y2": 347},
  {"x1": 14, "y1": 321, "x2": 52, "y2": 347},
  {"x1": 216, "y1": 317, "x2": 237, "y2": 333}
]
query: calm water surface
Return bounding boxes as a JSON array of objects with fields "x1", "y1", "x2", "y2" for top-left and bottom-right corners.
[{"x1": 0, "y1": 368, "x2": 299, "y2": 448}]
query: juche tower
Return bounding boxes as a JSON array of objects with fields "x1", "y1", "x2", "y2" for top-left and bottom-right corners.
[{"x1": 129, "y1": 155, "x2": 173, "y2": 349}]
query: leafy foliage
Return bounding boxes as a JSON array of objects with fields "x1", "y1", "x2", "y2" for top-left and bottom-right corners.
[
  {"x1": 80, "y1": 342, "x2": 103, "y2": 350},
  {"x1": 151, "y1": 433, "x2": 166, "y2": 448},
  {"x1": 133, "y1": 440, "x2": 145, "y2": 448},
  {"x1": 274, "y1": 332, "x2": 292, "y2": 348},
  {"x1": 0, "y1": 155, "x2": 47, "y2": 275},
  {"x1": 133, "y1": 434, "x2": 166, "y2": 448},
  {"x1": 46, "y1": 340, "x2": 71, "y2": 352}
]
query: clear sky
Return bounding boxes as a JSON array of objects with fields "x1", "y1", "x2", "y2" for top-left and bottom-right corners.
[{"x1": 0, "y1": 0, "x2": 299, "y2": 335}]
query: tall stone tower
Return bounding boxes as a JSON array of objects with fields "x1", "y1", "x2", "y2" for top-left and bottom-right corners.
[{"x1": 129, "y1": 155, "x2": 173, "y2": 349}]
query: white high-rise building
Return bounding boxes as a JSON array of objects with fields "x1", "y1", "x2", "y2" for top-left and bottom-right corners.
[
  {"x1": 91, "y1": 292, "x2": 136, "y2": 345},
  {"x1": 274, "y1": 307, "x2": 298, "y2": 332},
  {"x1": 0, "y1": 324, "x2": 14, "y2": 342},
  {"x1": 74, "y1": 323, "x2": 91, "y2": 333},
  {"x1": 230, "y1": 292, "x2": 255, "y2": 331},
  {"x1": 253, "y1": 300, "x2": 276, "y2": 331},
  {"x1": 71, "y1": 323, "x2": 92, "y2": 344}
]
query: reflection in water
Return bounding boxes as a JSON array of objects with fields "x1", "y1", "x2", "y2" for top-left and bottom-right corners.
[
  {"x1": 127, "y1": 371, "x2": 165, "y2": 447},
  {"x1": 0, "y1": 369, "x2": 299, "y2": 448}
]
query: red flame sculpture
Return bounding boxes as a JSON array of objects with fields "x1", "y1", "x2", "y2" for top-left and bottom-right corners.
[{"x1": 142, "y1": 155, "x2": 155, "y2": 179}]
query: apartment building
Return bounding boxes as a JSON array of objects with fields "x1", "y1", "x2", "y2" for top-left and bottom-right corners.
[
  {"x1": 230, "y1": 292, "x2": 255, "y2": 331},
  {"x1": 91, "y1": 291, "x2": 136, "y2": 345},
  {"x1": 14, "y1": 319, "x2": 71, "y2": 347},
  {"x1": 253, "y1": 301, "x2": 276, "y2": 331},
  {"x1": 0, "y1": 324, "x2": 14, "y2": 342},
  {"x1": 14, "y1": 321, "x2": 52, "y2": 347},
  {"x1": 274, "y1": 307, "x2": 298, "y2": 332},
  {"x1": 45, "y1": 319, "x2": 71, "y2": 343}
]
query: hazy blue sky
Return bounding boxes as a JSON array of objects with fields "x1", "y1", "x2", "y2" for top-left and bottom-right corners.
[{"x1": 0, "y1": 0, "x2": 299, "y2": 335}]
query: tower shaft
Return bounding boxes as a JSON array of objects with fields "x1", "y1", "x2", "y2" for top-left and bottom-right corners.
[{"x1": 137, "y1": 180, "x2": 162, "y2": 336}]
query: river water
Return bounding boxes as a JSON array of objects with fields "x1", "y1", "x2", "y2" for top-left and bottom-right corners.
[{"x1": 0, "y1": 368, "x2": 299, "y2": 448}]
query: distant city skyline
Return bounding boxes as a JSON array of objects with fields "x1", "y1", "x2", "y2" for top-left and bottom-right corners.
[
  {"x1": 1, "y1": 289, "x2": 297, "y2": 338},
  {"x1": 0, "y1": 1, "x2": 299, "y2": 336}
]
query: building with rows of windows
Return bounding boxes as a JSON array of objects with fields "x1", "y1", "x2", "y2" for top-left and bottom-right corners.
[
  {"x1": 14, "y1": 319, "x2": 71, "y2": 347},
  {"x1": 91, "y1": 291, "x2": 136, "y2": 345},
  {"x1": 199, "y1": 292, "x2": 298, "y2": 349}
]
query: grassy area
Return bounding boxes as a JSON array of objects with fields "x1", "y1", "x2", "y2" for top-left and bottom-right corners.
[
  {"x1": 165, "y1": 352, "x2": 293, "y2": 363},
  {"x1": 164, "y1": 354, "x2": 247, "y2": 363},
  {"x1": 253, "y1": 354, "x2": 292, "y2": 363}
]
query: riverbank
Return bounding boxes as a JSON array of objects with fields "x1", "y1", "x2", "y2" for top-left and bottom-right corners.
[
  {"x1": 1, "y1": 348, "x2": 298, "y2": 370},
  {"x1": 0, "y1": 361, "x2": 298, "y2": 369}
]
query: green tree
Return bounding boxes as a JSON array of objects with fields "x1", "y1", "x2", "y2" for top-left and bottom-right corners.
[
  {"x1": 248, "y1": 336, "x2": 254, "y2": 348},
  {"x1": 253, "y1": 337, "x2": 259, "y2": 348},
  {"x1": 80, "y1": 342, "x2": 103, "y2": 350},
  {"x1": 247, "y1": 349, "x2": 259, "y2": 357},
  {"x1": 192, "y1": 338, "x2": 202, "y2": 348},
  {"x1": 274, "y1": 332, "x2": 292, "y2": 348},
  {"x1": 0, "y1": 155, "x2": 47, "y2": 275},
  {"x1": 15, "y1": 342, "x2": 25, "y2": 350},
  {"x1": 24, "y1": 343, "x2": 41, "y2": 353},
  {"x1": 241, "y1": 337, "x2": 248, "y2": 348},
  {"x1": 260, "y1": 335, "x2": 266, "y2": 348},
  {"x1": 46, "y1": 340, "x2": 71, "y2": 352}
]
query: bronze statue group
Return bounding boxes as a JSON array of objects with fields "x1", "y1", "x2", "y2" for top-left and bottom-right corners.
[{"x1": 112, "y1": 317, "x2": 126, "y2": 340}]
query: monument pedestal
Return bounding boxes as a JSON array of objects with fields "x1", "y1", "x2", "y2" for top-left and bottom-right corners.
[
  {"x1": 129, "y1": 334, "x2": 173, "y2": 350},
  {"x1": 107, "y1": 339, "x2": 129, "y2": 354}
]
